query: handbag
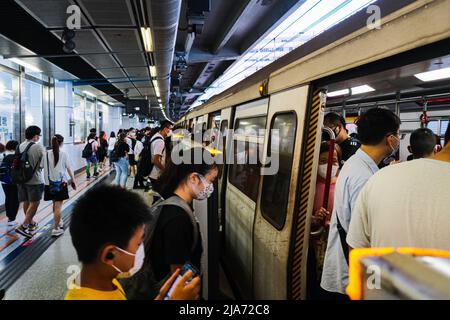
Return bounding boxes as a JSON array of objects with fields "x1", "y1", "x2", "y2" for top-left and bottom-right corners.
[{"x1": 47, "y1": 152, "x2": 63, "y2": 195}]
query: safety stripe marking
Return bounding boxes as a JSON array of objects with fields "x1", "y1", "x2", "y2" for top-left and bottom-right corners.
[{"x1": 290, "y1": 89, "x2": 321, "y2": 300}]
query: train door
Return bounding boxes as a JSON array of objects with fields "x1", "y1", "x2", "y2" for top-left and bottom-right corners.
[
  {"x1": 217, "y1": 107, "x2": 233, "y2": 254},
  {"x1": 224, "y1": 99, "x2": 268, "y2": 299},
  {"x1": 252, "y1": 86, "x2": 309, "y2": 299}
]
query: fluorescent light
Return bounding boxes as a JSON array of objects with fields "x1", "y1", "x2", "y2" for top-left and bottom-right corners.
[
  {"x1": 83, "y1": 90, "x2": 96, "y2": 97},
  {"x1": 8, "y1": 58, "x2": 42, "y2": 73},
  {"x1": 351, "y1": 85, "x2": 375, "y2": 95},
  {"x1": 141, "y1": 27, "x2": 153, "y2": 52},
  {"x1": 327, "y1": 89, "x2": 350, "y2": 97},
  {"x1": 134, "y1": 107, "x2": 140, "y2": 111},
  {"x1": 150, "y1": 66, "x2": 157, "y2": 78},
  {"x1": 108, "y1": 102, "x2": 115, "y2": 106},
  {"x1": 153, "y1": 80, "x2": 160, "y2": 97},
  {"x1": 415, "y1": 67, "x2": 450, "y2": 82},
  {"x1": 157, "y1": 98, "x2": 161, "y2": 103}
]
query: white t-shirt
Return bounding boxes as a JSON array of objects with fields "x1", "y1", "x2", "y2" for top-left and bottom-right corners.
[
  {"x1": 44, "y1": 149, "x2": 72, "y2": 185},
  {"x1": 348, "y1": 158, "x2": 450, "y2": 250},
  {"x1": 150, "y1": 133, "x2": 165, "y2": 180},
  {"x1": 108, "y1": 137, "x2": 116, "y2": 151}
]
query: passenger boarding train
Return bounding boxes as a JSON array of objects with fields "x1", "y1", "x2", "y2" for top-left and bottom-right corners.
[{"x1": 176, "y1": 1, "x2": 450, "y2": 300}]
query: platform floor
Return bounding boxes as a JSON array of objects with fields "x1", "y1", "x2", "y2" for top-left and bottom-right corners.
[{"x1": 1, "y1": 169, "x2": 234, "y2": 300}]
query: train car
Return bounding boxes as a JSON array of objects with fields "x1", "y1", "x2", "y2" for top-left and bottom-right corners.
[{"x1": 178, "y1": 0, "x2": 450, "y2": 299}]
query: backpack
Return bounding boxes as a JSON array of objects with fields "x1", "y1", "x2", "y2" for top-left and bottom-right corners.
[
  {"x1": 110, "y1": 141, "x2": 123, "y2": 163},
  {"x1": 120, "y1": 196, "x2": 199, "y2": 300},
  {"x1": 81, "y1": 141, "x2": 94, "y2": 159},
  {"x1": 136, "y1": 136, "x2": 163, "y2": 177},
  {"x1": 10, "y1": 142, "x2": 41, "y2": 184},
  {"x1": 0, "y1": 154, "x2": 15, "y2": 184}
]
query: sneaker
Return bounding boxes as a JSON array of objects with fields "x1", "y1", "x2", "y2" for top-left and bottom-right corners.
[
  {"x1": 7, "y1": 220, "x2": 18, "y2": 227},
  {"x1": 59, "y1": 221, "x2": 64, "y2": 229},
  {"x1": 28, "y1": 222, "x2": 38, "y2": 232},
  {"x1": 86, "y1": 175, "x2": 91, "y2": 180},
  {"x1": 15, "y1": 225, "x2": 33, "y2": 238},
  {"x1": 93, "y1": 173, "x2": 99, "y2": 178},
  {"x1": 51, "y1": 228, "x2": 64, "y2": 237}
]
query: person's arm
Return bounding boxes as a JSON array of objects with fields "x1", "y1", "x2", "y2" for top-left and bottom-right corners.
[
  {"x1": 152, "y1": 154, "x2": 165, "y2": 171},
  {"x1": 152, "y1": 140, "x2": 166, "y2": 171}
]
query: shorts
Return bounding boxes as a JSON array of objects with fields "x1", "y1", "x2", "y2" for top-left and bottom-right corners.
[
  {"x1": 44, "y1": 183, "x2": 69, "y2": 202},
  {"x1": 18, "y1": 184, "x2": 44, "y2": 202},
  {"x1": 128, "y1": 154, "x2": 137, "y2": 166}
]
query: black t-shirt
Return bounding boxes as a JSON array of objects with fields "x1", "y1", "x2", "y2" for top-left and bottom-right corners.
[
  {"x1": 339, "y1": 137, "x2": 360, "y2": 167},
  {"x1": 115, "y1": 141, "x2": 130, "y2": 158},
  {"x1": 151, "y1": 197, "x2": 203, "y2": 282}
]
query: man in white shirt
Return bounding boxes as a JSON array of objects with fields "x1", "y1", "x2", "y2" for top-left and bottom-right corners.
[
  {"x1": 347, "y1": 125, "x2": 450, "y2": 251},
  {"x1": 149, "y1": 121, "x2": 173, "y2": 184},
  {"x1": 321, "y1": 108, "x2": 401, "y2": 297}
]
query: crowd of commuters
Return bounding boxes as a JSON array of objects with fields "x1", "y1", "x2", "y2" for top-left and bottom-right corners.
[{"x1": 0, "y1": 108, "x2": 448, "y2": 301}]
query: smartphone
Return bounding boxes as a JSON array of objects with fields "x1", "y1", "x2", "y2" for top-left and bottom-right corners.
[{"x1": 164, "y1": 263, "x2": 200, "y2": 300}]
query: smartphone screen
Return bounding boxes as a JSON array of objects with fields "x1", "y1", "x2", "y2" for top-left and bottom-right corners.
[{"x1": 164, "y1": 263, "x2": 199, "y2": 300}]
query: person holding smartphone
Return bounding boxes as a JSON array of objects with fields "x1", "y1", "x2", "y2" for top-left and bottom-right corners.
[
  {"x1": 66, "y1": 185, "x2": 200, "y2": 300},
  {"x1": 43, "y1": 134, "x2": 77, "y2": 237}
]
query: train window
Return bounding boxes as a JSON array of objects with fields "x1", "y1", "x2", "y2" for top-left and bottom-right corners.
[
  {"x1": 228, "y1": 116, "x2": 266, "y2": 202},
  {"x1": 261, "y1": 112, "x2": 297, "y2": 230}
]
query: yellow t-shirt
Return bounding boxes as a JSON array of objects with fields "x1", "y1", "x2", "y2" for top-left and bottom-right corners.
[{"x1": 65, "y1": 279, "x2": 127, "y2": 300}]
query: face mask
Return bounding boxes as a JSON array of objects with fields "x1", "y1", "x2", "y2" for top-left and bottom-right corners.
[
  {"x1": 388, "y1": 135, "x2": 400, "y2": 156},
  {"x1": 193, "y1": 174, "x2": 214, "y2": 200},
  {"x1": 318, "y1": 164, "x2": 339, "y2": 180},
  {"x1": 111, "y1": 243, "x2": 145, "y2": 279}
]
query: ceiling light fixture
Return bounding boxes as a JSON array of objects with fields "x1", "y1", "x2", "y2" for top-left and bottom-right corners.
[
  {"x1": 415, "y1": 67, "x2": 450, "y2": 82},
  {"x1": 351, "y1": 85, "x2": 375, "y2": 95},
  {"x1": 8, "y1": 58, "x2": 42, "y2": 73},
  {"x1": 141, "y1": 27, "x2": 153, "y2": 52},
  {"x1": 153, "y1": 80, "x2": 160, "y2": 98},
  {"x1": 327, "y1": 89, "x2": 350, "y2": 97},
  {"x1": 150, "y1": 65, "x2": 157, "y2": 78},
  {"x1": 83, "y1": 90, "x2": 96, "y2": 97}
]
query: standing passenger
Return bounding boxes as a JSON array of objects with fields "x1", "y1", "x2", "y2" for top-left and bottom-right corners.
[
  {"x1": 84, "y1": 133, "x2": 99, "y2": 180},
  {"x1": 348, "y1": 125, "x2": 450, "y2": 251},
  {"x1": 15, "y1": 126, "x2": 46, "y2": 238},
  {"x1": 149, "y1": 121, "x2": 173, "y2": 186},
  {"x1": 407, "y1": 128, "x2": 438, "y2": 160},
  {"x1": 43, "y1": 134, "x2": 77, "y2": 237},
  {"x1": 108, "y1": 132, "x2": 117, "y2": 167},
  {"x1": 97, "y1": 131, "x2": 108, "y2": 173},
  {"x1": 112, "y1": 133, "x2": 130, "y2": 188},
  {"x1": 0, "y1": 140, "x2": 20, "y2": 227},
  {"x1": 321, "y1": 108, "x2": 401, "y2": 297},
  {"x1": 324, "y1": 112, "x2": 360, "y2": 168}
]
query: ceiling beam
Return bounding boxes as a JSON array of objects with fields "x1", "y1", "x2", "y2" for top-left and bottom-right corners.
[
  {"x1": 210, "y1": 0, "x2": 256, "y2": 55},
  {"x1": 188, "y1": 47, "x2": 239, "y2": 64}
]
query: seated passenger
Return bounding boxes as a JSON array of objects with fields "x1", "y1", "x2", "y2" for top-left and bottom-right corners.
[
  {"x1": 321, "y1": 108, "x2": 401, "y2": 297},
  {"x1": 407, "y1": 128, "x2": 437, "y2": 160},
  {"x1": 122, "y1": 147, "x2": 218, "y2": 299},
  {"x1": 66, "y1": 185, "x2": 200, "y2": 300},
  {"x1": 348, "y1": 124, "x2": 450, "y2": 251}
]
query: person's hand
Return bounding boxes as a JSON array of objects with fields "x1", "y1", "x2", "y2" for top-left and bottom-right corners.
[
  {"x1": 389, "y1": 160, "x2": 401, "y2": 166},
  {"x1": 314, "y1": 207, "x2": 330, "y2": 220},
  {"x1": 71, "y1": 181, "x2": 77, "y2": 190},
  {"x1": 154, "y1": 269, "x2": 200, "y2": 300}
]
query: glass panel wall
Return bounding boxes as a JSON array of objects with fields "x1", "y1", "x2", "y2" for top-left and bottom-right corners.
[
  {"x1": 0, "y1": 70, "x2": 20, "y2": 144},
  {"x1": 73, "y1": 93, "x2": 86, "y2": 143},
  {"x1": 22, "y1": 78, "x2": 44, "y2": 141}
]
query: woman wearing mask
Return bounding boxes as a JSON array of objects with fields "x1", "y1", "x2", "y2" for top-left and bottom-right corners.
[
  {"x1": 112, "y1": 133, "x2": 130, "y2": 188},
  {"x1": 0, "y1": 141, "x2": 19, "y2": 227},
  {"x1": 44, "y1": 135, "x2": 77, "y2": 237},
  {"x1": 123, "y1": 147, "x2": 218, "y2": 299},
  {"x1": 308, "y1": 141, "x2": 341, "y2": 299}
]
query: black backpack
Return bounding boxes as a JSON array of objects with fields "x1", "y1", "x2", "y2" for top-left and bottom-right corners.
[
  {"x1": 0, "y1": 154, "x2": 14, "y2": 184},
  {"x1": 120, "y1": 196, "x2": 198, "y2": 300},
  {"x1": 137, "y1": 136, "x2": 163, "y2": 177},
  {"x1": 81, "y1": 141, "x2": 94, "y2": 159},
  {"x1": 10, "y1": 142, "x2": 40, "y2": 184}
]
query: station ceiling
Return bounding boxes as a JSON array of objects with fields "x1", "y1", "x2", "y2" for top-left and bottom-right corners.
[{"x1": 0, "y1": 0, "x2": 304, "y2": 121}]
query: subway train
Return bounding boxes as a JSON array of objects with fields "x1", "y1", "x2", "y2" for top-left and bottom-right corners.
[{"x1": 176, "y1": 1, "x2": 450, "y2": 299}]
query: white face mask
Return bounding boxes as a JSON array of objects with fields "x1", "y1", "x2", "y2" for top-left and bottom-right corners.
[
  {"x1": 318, "y1": 164, "x2": 339, "y2": 180},
  {"x1": 193, "y1": 174, "x2": 214, "y2": 200},
  {"x1": 111, "y1": 243, "x2": 145, "y2": 279}
]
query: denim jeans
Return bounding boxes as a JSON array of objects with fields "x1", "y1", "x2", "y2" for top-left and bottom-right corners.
[{"x1": 113, "y1": 157, "x2": 129, "y2": 187}]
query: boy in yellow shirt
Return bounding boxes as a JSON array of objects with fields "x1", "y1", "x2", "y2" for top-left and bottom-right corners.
[{"x1": 65, "y1": 185, "x2": 199, "y2": 300}]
